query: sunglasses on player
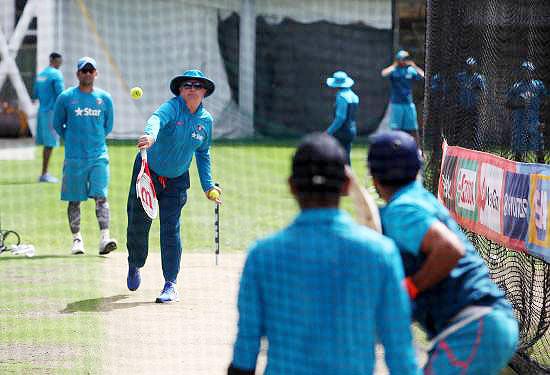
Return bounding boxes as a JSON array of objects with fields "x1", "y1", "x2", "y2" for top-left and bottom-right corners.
[
  {"x1": 182, "y1": 82, "x2": 204, "y2": 90},
  {"x1": 79, "y1": 67, "x2": 96, "y2": 74}
]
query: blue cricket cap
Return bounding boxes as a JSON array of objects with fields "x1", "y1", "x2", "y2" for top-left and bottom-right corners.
[
  {"x1": 466, "y1": 57, "x2": 477, "y2": 66},
  {"x1": 521, "y1": 61, "x2": 535, "y2": 72},
  {"x1": 396, "y1": 50, "x2": 410, "y2": 61},
  {"x1": 77, "y1": 56, "x2": 97, "y2": 71},
  {"x1": 368, "y1": 131, "x2": 422, "y2": 183}
]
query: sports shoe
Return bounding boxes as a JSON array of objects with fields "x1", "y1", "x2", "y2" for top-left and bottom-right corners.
[
  {"x1": 155, "y1": 281, "x2": 179, "y2": 303},
  {"x1": 38, "y1": 173, "x2": 59, "y2": 183},
  {"x1": 99, "y1": 238, "x2": 117, "y2": 255},
  {"x1": 127, "y1": 265, "x2": 141, "y2": 291},
  {"x1": 71, "y1": 238, "x2": 84, "y2": 255}
]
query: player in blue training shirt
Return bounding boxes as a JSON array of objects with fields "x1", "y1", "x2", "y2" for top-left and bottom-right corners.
[
  {"x1": 34, "y1": 52, "x2": 64, "y2": 183},
  {"x1": 506, "y1": 61, "x2": 547, "y2": 162},
  {"x1": 325, "y1": 71, "x2": 359, "y2": 165},
  {"x1": 53, "y1": 56, "x2": 117, "y2": 256},
  {"x1": 126, "y1": 70, "x2": 221, "y2": 303},
  {"x1": 456, "y1": 57, "x2": 486, "y2": 149},
  {"x1": 381, "y1": 50, "x2": 424, "y2": 146},
  {"x1": 368, "y1": 131, "x2": 518, "y2": 375},
  {"x1": 228, "y1": 133, "x2": 419, "y2": 375}
]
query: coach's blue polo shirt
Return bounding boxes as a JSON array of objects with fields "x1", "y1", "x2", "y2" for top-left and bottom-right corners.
[
  {"x1": 144, "y1": 96, "x2": 213, "y2": 191},
  {"x1": 380, "y1": 181, "x2": 510, "y2": 338}
]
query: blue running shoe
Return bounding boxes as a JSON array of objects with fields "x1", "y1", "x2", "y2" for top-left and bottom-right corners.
[
  {"x1": 127, "y1": 265, "x2": 141, "y2": 291},
  {"x1": 155, "y1": 281, "x2": 179, "y2": 303}
]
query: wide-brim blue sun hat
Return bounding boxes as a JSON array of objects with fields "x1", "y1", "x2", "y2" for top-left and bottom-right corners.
[
  {"x1": 326, "y1": 71, "x2": 354, "y2": 88},
  {"x1": 170, "y1": 70, "x2": 215, "y2": 97}
]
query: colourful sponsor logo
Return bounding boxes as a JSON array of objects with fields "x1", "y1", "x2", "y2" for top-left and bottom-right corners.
[
  {"x1": 528, "y1": 174, "x2": 550, "y2": 248},
  {"x1": 456, "y1": 168, "x2": 477, "y2": 211},
  {"x1": 440, "y1": 155, "x2": 457, "y2": 212},
  {"x1": 478, "y1": 163, "x2": 503, "y2": 234},
  {"x1": 503, "y1": 172, "x2": 529, "y2": 241}
]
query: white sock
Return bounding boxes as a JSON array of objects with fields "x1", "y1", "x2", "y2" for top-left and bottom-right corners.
[
  {"x1": 100, "y1": 229, "x2": 110, "y2": 241},
  {"x1": 73, "y1": 232, "x2": 82, "y2": 242}
]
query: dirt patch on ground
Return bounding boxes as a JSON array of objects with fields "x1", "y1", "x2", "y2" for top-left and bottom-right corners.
[
  {"x1": 100, "y1": 252, "x2": 395, "y2": 374},
  {"x1": 0, "y1": 343, "x2": 82, "y2": 372}
]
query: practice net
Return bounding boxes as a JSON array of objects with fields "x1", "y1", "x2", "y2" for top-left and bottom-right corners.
[{"x1": 423, "y1": 0, "x2": 550, "y2": 373}]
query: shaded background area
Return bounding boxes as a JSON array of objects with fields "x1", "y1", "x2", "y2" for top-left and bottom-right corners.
[{"x1": 218, "y1": 14, "x2": 393, "y2": 137}]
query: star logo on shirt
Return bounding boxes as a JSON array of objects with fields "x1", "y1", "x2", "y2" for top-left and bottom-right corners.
[{"x1": 75, "y1": 107, "x2": 83, "y2": 116}]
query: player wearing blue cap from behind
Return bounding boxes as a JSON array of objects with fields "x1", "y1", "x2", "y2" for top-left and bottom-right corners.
[
  {"x1": 325, "y1": 71, "x2": 359, "y2": 165},
  {"x1": 126, "y1": 69, "x2": 221, "y2": 303},
  {"x1": 53, "y1": 56, "x2": 117, "y2": 256},
  {"x1": 381, "y1": 50, "x2": 424, "y2": 146},
  {"x1": 229, "y1": 133, "x2": 418, "y2": 375},
  {"x1": 33, "y1": 52, "x2": 64, "y2": 183},
  {"x1": 367, "y1": 131, "x2": 518, "y2": 374}
]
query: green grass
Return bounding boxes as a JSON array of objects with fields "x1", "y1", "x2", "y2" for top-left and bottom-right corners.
[{"x1": 0, "y1": 139, "x2": 371, "y2": 373}]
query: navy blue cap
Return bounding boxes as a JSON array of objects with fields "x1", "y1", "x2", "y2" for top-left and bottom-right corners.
[
  {"x1": 170, "y1": 69, "x2": 215, "y2": 97},
  {"x1": 291, "y1": 133, "x2": 346, "y2": 195},
  {"x1": 368, "y1": 131, "x2": 422, "y2": 182},
  {"x1": 77, "y1": 56, "x2": 97, "y2": 71}
]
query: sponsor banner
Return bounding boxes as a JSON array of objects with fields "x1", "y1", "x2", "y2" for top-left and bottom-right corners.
[{"x1": 438, "y1": 142, "x2": 550, "y2": 261}]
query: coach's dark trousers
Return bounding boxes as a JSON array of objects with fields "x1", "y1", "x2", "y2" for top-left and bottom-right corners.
[{"x1": 126, "y1": 152, "x2": 190, "y2": 283}]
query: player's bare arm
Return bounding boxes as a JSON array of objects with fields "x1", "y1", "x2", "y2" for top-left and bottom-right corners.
[
  {"x1": 411, "y1": 221, "x2": 465, "y2": 293},
  {"x1": 381, "y1": 62, "x2": 397, "y2": 77}
]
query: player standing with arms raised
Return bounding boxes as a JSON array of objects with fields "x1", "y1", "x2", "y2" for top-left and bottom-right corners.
[
  {"x1": 53, "y1": 57, "x2": 117, "y2": 255},
  {"x1": 126, "y1": 70, "x2": 221, "y2": 303},
  {"x1": 367, "y1": 131, "x2": 518, "y2": 374},
  {"x1": 381, "y1": 50, "x2": 424, "y2": 146},
  {"x1": 34, "y1": 52, "x2": 64, "y2": 183}
]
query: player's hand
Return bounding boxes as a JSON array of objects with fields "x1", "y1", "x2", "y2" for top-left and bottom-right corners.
[
  {"x1": 205, "y1": 186, "x2": 222, "y2": 204},
  {"x1": 137, "y1": 134, "x2": 154, "y2": 149}
]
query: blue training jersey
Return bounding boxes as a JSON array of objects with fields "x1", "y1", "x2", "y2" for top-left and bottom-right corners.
[
  {"x1": 456, "y1": 71, "x2": 486, "y2": 110},
  {"x1": 326, "y1": 88, "x2": 359, "y2": 142},
  {"x1": 388, "y1": 66, "x2": 422, "y2": 104},
  {"x1": 53, "y1": 86, "x2": 114, "y2": 159},
  {"x1": 380, "y1": 181, "x2": 509, "y2": 338},
  {"x1": 144, "y1": 96, "x2": 214, "y2": 191},
  {"x1": 507, "y1": 79, "x2": 547, "y2": 123},
  {"x1": 33, "y1": 66, "x2": 64, "y2": 112},
  {"x1": 232, "y1": 208, "x2": 419, "y2": 375}
]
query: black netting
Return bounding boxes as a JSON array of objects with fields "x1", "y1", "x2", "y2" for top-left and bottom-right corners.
[{"x1": 424, "y1": 0, "x2": 550, "y2": 372}]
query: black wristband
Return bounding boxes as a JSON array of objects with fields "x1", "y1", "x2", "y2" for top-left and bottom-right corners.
[{"x1": 228, "y1": 364, "x2": 255, "y2": 375}]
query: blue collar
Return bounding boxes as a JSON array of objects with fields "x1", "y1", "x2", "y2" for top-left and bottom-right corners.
[
  {"x1": 293, "y1": 208, "x2": 351, "y2": 225},
  {"x1": 387, "y1": 180, "x2": 420, "y2": 204}
]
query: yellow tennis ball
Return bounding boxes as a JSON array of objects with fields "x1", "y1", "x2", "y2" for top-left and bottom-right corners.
[
  {"x1": 130, "y1": 87, "x2": 143, "y2": 99},
  {"x1": 208, "y1": 189, "x2": 220, "y2": 200}
]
